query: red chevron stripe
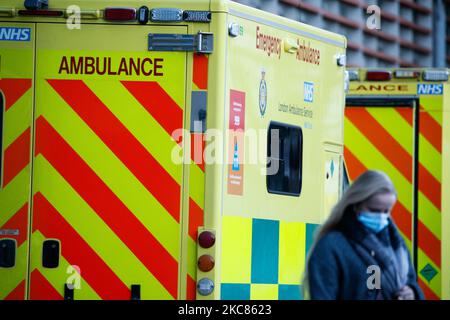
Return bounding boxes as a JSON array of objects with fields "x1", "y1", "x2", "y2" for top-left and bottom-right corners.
[
  {"x1": 33, "y1": 192, "x2": 130, "y2": 299},
  {"x1": 0, "y1": 79, "x2": 32, "y2": 111},
  {"x1": 391, "y1": 202, "x2": 412, "y2": 241},
  {"x1": 186, "y1": 274, "x2": 196, "y2": 300},
  {"x1": 47, "y1": 79, "x2": 180, "y2": 223},
  {"x1": 417, "y1": 220, "x2": 441, "y2": 267},
  {"x1": 30, "y1": 269, "x2": 63, "y2": 300},
  {"x1": 35, "y1": 116, "x2": 178, "y2": 298},
  {"x1": 5, "y1": 281, "x2": 25, "y2": 300},
  {"x1": 346, "y1": 108, "x2": 412, "y2": 179},
  {"x1": 189, "y1": 198, "x2": 204, "y2": 241},
  {"x1": 2, "y1": 128, "x2": 30, "y2": 187},
  {"x1": 391, "y1": 202, "x2": 442, "y2": 269},
  {"x1": 343, "y1": 146, "x2": 366, "y2": 181},
  {"x1": 193, "y1": 54, "x2": 208, "y2": 90},
  {"x1": 395, "y1": 107, "x2": 413, "y2": 126},
  {"x1": 346, "y1": 108, "x2": 441, "y2": 210},
  {"x1": 121, "y1": 80, "x2": 183, "y2": 138},
  {"x1": 418, "y1": 277, "x2": 439, "y2": 300},
  {"x1": 0, "y1": 203, "x2": 28, "y2": 246},
  {"x1": 419, "y1": 109, "x2": 442, "y2": 153},
  {"x1": 396, "y1": 106, "x2": 442, "y2": 153},
  {"x1": 345, "y1": 143, "x2": 412, "y2": 239}
]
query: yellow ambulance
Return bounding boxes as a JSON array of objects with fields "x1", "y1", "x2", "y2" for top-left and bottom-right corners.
[
  {"x1": 345, "y1": 68, "x2": 450, "y2": 300},
  {"x1": 0, "y1": 0, "x2": 347, "y2": 300}
]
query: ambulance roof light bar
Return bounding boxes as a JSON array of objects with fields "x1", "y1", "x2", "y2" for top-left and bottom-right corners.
[
  {"x1": 149, "y1": 8, "x2": 212, "y2": 23},
  {"x1": 19, "y1": 0, "x2": 63, "y2": 16},
  {"x1": 18, "y1": 9, "x2": 63, "y2": 16},
  {"x1": 150, "y1": 8, "x2": 183, "y2": 22},
  {"x1": 366, "y1": 70, "x2": 392, "y2": 81},
  {"x1": 423, "y1": 70, "x2": 449, "y2": 81},
  {"x1": 394, "y1": 70, "x2": 420, "y2": 79},
  {"x1": 24, "y1": 0, "x2": 48, "y2": 10},
  {"x1": 347, "y1": 70, "x2": 360, "y2": 81}
]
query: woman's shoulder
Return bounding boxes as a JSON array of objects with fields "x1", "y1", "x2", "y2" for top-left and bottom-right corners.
[
  {"x1": 308, "y1": 230, "x2": 351, "y2": 271},
  {"x1": 311, "y1": 230, "x2": 352, "y2": 255}
]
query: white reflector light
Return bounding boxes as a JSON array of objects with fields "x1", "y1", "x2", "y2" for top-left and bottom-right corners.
[
  {"x1": 423, "y1": 70, "x2": 449, "y2": 81},
  {"x1": 197, "y1": 278, "x2": 214, "y2": 296},
  {"x1": 394, "y1": 70, "x2": 419, "y2": 79},
  {"x1": 348, "y1": 70, "x2": 359, "y2": 81},
  {"x1": 150, "y1": 8, "x2": 183, "y2": 22}
]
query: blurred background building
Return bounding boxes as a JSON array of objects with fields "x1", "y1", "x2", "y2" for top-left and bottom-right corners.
[{"x1": 233, "y1": 0, "x2": 450, "y2": 68}]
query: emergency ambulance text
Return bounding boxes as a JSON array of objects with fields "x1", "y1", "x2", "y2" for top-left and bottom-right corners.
[
  {"x1": 296, "y1": 39, "x2": 320, "y2": 65},
  {"x1": 58, "y1": 56, "x2": 164, "y2": 76},
  {"x1": 256, "y1": 26, "x2": 282, "y2": 59},
  {"x1": 351, "y1": 84, "x2": 409, "y2": 92}
]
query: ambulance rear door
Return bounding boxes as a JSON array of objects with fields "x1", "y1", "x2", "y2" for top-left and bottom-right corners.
[
  {"x1": 345, "y1": 93, "x2": 443, "y2": 299},
  {"x1": 0, "y1": 22, "x2": 35, "y2": 300},
  {"x1": 29, "y1": 22, "x2": 189, "y2": 300}
]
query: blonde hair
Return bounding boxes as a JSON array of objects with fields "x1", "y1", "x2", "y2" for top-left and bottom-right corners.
[{"x1": 302, "y1": 170, "x2": 397, "y2": 298}]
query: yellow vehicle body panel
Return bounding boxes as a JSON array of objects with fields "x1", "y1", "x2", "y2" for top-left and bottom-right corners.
[
  {"x1": 442, "y1": 82, "x2": 450, "y2": 300},
  {"x1": 0, "y1": 0, "x2": 346, "y2": 300},
  {"x1": 206, "y1": 1, "x2": 346, "y2": 300},
  {"x1": 0, "y1": 22, "x2": 34, "y2": 300},
  {"x1": 345, "y1": 68, "x2": 450, "y2": 300}
]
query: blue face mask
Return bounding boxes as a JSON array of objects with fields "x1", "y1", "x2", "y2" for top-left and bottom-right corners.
[{"x1": 357, "y1": 211, "x2": 390, "y2": 233}]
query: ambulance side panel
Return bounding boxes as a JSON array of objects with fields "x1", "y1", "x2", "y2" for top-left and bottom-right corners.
[
  {"x1": 211, "y1": 4, "x2": 346, "y2": 300},
  {"x1": 0, "y1": 22, "x2": 35, "y2": 300},
  {"x1": 417, "y1": 93, "x2": 443, "y2": 299}
]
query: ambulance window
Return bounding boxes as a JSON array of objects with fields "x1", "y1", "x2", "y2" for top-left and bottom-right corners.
[{"x1": 267, "y1": 122, "x2": 302, "y2": 196}]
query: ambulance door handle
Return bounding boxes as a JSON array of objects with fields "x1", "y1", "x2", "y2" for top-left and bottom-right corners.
[
  {"x1": 0, "y1": 239, "x2": 16, "y2": 268},
  {"x1": 42, "y1": 239, "x2": 60, "y2": 268},
  {"x1": 64, "y1": 283, "x2": 74, "y2": 300},
  {"x1": 131, "y1": 284, "x2": 141, "y2": 300}
]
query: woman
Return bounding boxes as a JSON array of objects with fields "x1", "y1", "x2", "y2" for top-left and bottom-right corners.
[{"x1": 304, "y1": 170, "x2": 424, "y2": 300}]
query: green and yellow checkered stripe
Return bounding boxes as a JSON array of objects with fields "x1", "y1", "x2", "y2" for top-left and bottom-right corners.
[{"x1": 220, "y1": 216, "x2": 318, "y2": 300}]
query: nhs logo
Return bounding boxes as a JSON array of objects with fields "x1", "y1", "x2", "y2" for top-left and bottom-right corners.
[
  {"x1": 417, "y1": 84, "x2": 443, "y2": 95},
  {"x1": 0, "y1": 27, "x2": 31, "y2": 41},
  {"x1": 304, "y1": 82, "x2": 314, "y2": 102}
]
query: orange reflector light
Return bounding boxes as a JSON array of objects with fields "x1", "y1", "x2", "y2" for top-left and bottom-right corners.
[
  {"x1": 366, "y1": 70, "x2": 392, "y2": 81},
  {"x1": 198, "y1": 254, "x2": 215, "y2": 272},
  {"x1": 18, "y1": 9, "x2": 63, "y2": 16},
  {"x1": 104, "y1": 7, "x2": 136, "y2": 21},
  {"x1": 198, "y1": 231, "x2": 215, "y2": 248}
]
